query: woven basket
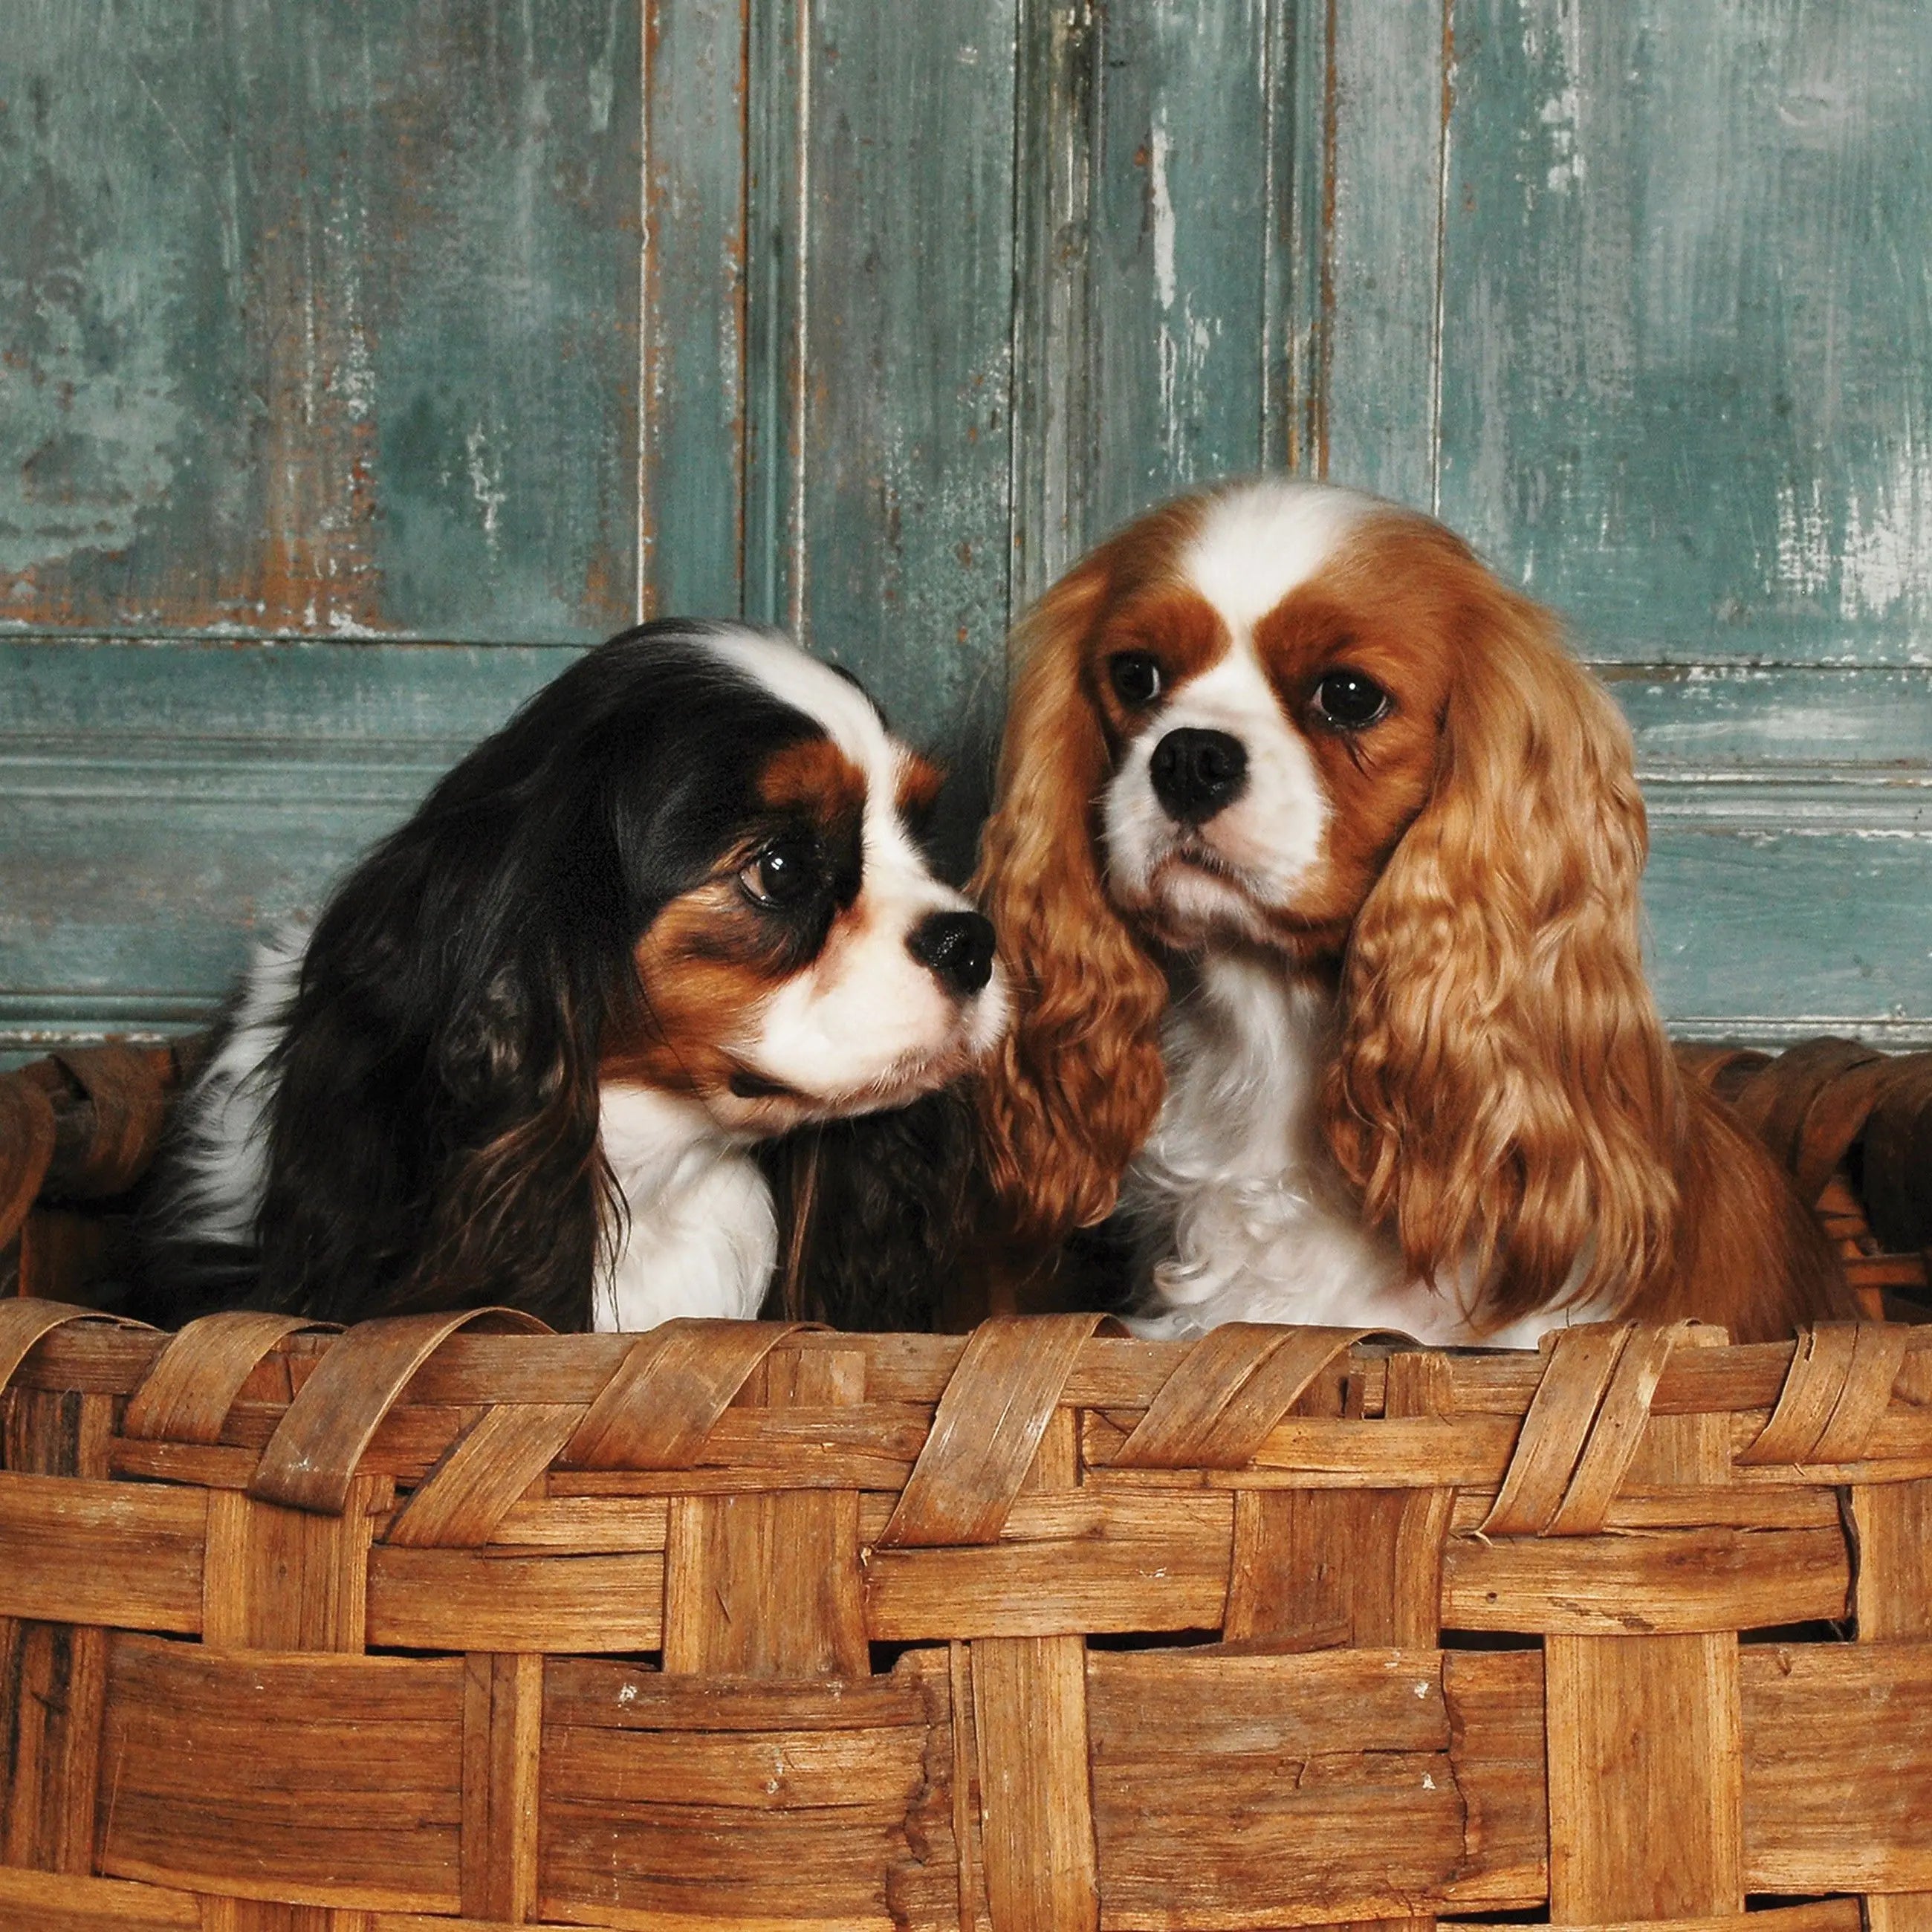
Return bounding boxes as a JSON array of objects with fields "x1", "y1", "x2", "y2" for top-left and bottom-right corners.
[{"x1": 1, "y1": 1043, "x2": 1930, "y2": 1932}]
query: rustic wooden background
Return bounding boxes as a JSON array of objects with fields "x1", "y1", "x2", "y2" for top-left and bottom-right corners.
[{"x1": 3, "y1": 0, "x2": 1928, "y2": 1057}]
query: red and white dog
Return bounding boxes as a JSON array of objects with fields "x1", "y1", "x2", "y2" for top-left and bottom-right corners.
[{"x1": 972, "y1": 479, "x2": 1848, "y2": 1345}]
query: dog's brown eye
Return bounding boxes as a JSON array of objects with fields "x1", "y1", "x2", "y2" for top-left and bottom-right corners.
[
  {"x1": 1109, "y1": 652, "x2": 1164, "y2": 705},
  {"x1": 741, "y1": 836, "x2": 823, "y2": 908},
  {"x1": 1312, "y1": 669, "x2": 1390, "y2": 730}
]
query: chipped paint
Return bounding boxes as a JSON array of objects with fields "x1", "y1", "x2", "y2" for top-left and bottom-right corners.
[
  {"x1": 1775, "y1": 479, "x2": 1835, "y2": 603},
  {"x1": 0, "y1": 68, "x2": 188, "y2": 579},
  {"x1": 1773, "y1": 442, "x2": 1932, "y2": 623},
  {"x1": 1838, "y1": 441, "x2": 1932, "y2": 620},
  {"x1": 1, "y1": 3, "x2": 636, "y2": 643},
  {"x1": 1539, "y1": 87, "x2": 1584, "y2": 191},
  {"x1": 465, "y1": 424, "x2": 508, "y2": 548},
  {"x1": 2, "y1": 0, "x2": 1929, "y2": 1054},
  {"x1": 1150, "y1": 114, "x2": 1178, "y2": 309},
  {"x1": 1440, "y1": 0, "x2": 1930, "y2": 676}
]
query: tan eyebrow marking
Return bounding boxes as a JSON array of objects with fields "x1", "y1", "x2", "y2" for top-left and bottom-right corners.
[
  {"x1": 756, "y1": 735, "x2": 866, "y2": 824},
  {"x1": 895, "y1": 751, "x2": 945, "y2": 822}
]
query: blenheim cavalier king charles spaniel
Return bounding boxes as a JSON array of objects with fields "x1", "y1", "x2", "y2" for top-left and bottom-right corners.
[
  {"x1": 144, "y1": 622, "x2": 1008, "y2": 1333},
  {"x1": 973, "y1": 479, "x2": 1850, "y2": 1346}
]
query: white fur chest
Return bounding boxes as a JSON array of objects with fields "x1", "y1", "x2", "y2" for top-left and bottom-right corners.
[
  {"x1": 593, "y1": 1086, "x2": 778, "y2": 1332},
  {"x1": 1119, "y1": 954, "x2": 1587, "y2": 1347}
]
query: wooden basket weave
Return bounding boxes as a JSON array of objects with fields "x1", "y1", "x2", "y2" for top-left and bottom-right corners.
[{"x1": 1, "y1": 1042, "x2": 1930, "y2": 1932}]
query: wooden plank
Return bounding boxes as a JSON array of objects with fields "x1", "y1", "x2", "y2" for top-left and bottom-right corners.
[
  {"x1": 1854, "y1": 1483, "x2": 1932, "y2": 1643},
  {"x1": 1437, "y1": 0, "x2": 1932, "y2": 672},
  {"x1": 1641, "y1": 818, "x2": 1932, "y2": 1048},
  {"x1": 1429, "y1": 0, "x2": 1932, "y2": 1040},
  {"x1": 661, "y1": 1350, "x2": 869, "y2": 1679},
  {"x1": 547, "y1": 1657, "x2": 933, "y2": 1734},
  {"x1": 1008, "y1": 0, "x2": 1100, "y2": 614},
  {"x1": 786, "y1": 0, "x2": 1018, "y2": 791},
  {"x1": 539, "y1": 1668, "x2": 937, "y2": 1929},
  {"x1": 98, "y1": 1632, "x2": 464, "y2": 1913},
  {"x1": 1450, "y1": 1483, "x2": 1840, "y2": 1534},
  {"x1": 552, "y1": 1717, "x2": 929, "y2": 1814},
  {"x1": 0, "y1": 2, "x2": 638, "y2": 643},
  {"x1": 1743, "y1": 1639, "x2": 1932, "y2": 1895},
  {"x1": 201, "y1": 1476, "x2": 384, "y2": 1653},
  {"x1": 740, "y1": 0, "x2": 805, "y2": 638},
  {"x1": 1440, "y1": 1649, "x2": 1549, "y2": 1910},
  {"x1": 1, "y1": 1619, "x2": 100, "y2": 1871},
  {"x1": 0, "y1": 638, "x2": 570, "y2": 1049},
  {"x1": 486, "y1": 1494, "x2": 672, "y2": 1552},
  {"x1": 366, "y1": 1546, "x2": 665, "y2": 1654},
  {"x1": 0, "y1": 1389, "x2": 113, "y2": 1872},
  {"x1": 459, "y1": 1650, "x2": 542, "y2": 1924},
  {"x1": 28, "y1": 1324, "x2": 1927, "y2": 1424},
  {"x1": 1319, "y1": 0, "x2": 1449, "y2": 506},
  {"x1": 543, "y1": 1658, "x2": 972, "y2": 1928},
  {"x1": 1852, "y1": 1479, "x2": 1932, "y2": 1932},
  {"x1": 1086, "y1": 1411, "x2": 1521, "y2": 1489},
  {"x1": 1223, "y1": 1352, "x2": 1455, "y2": 1648},
  {"x1": 1089, "y1": 1646, "x2": 1453, "y2": 1757},
  {"x1": 539, "y1": 1800, "x2": 916, "y2": 1928},
  {"x1": 1615, "y1": 664, "x2": 1932, "y2": 771},
  {"x1": 0, "y1": 1470, "x2": 205, "y2": 1633},
  {"x1": 1083, "y1": 0, "x2": 1286, "y2": 539},
  {"x1": 641, "y1": 0, "x2": 748, "y2": 618},
  {"x1": 966, "y1": 1404, "x2": 1098, "y2": 1932}
]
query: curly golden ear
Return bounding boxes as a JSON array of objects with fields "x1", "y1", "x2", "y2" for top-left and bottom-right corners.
[
  {"x1": 971, "y1": 558, "x2": 1170, "y2": 1244},
  {"x1": 1323, "y1": 576, "x2": 1682, "y2": 1328}
]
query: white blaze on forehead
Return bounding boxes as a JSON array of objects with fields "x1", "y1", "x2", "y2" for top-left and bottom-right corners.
[
  {"x1": 1181, "y1": 480, "x2": 1374, "y2": 635},
  {"x1": 1103, "y1": 628, "x2": 1330, "y2": 912},
  {"x1": 1100, "y1": 483, "x2": 1372, "y2": 925},
  {"x1": 693, "y1": 624, "x2": 1008, "y2": 1111},
  {"x1": 699, "y1": 623, "x2": 939, "y2": 900},
  {"x1": 697, "y1": 626, "x2": 901, "y2": 791}
]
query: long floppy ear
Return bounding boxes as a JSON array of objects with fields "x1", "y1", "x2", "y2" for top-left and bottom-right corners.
[
  {"x1": 1323, "y1": 576, "x2": 1683, "y2": 1328},
  {"x1": 256, "y1": 804, "x2": 612, "y2": 1330},
  {"x1": 970, "y1": 557, "x2": 1170, "y2": 1244}
]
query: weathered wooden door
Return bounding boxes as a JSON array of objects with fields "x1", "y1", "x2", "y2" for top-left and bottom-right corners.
[{"x1": 4, "y1": 1, "x2": 1928, "y2": 1055}]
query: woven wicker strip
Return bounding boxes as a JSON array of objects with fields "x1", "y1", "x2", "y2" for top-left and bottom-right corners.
[
  {"x1": 1108, "y1": 1321, "x2": 1377, "y2": 1468},
  {"x1": 560, "y1": 1315, "x2": 819, "y2": 1468},
  {"x1": 1544, "y1": 1320, "x2": 1705, "y2": 1536},
  {"x1": 1480, "y1": 1323, "x2": 1631, "y2": 1534},
  {"x1": 0, "y1": 1294, "x2": 146, "y2": 1390},
  {"x1": 250, "y1": 1306, "x2": 550, "y2": 1512},
  {"x1": 119, "y1": 1309, "x2": 330, "y2": 1445},
  {"x1": 3, "y1": 1035, "x2": 1931, "y2": 1930},
  {"x1": 39, "y1": 1046, "x2": 173, "y2": 1200},
  {"x1": 0, "y1": 1078, "x2": 56, "y2": 1254},
  {"x1": 881, "y1": 1312, "x2": 1115, "y2": 1547},
  {"x1": 1740, "y1": 1321, "x2": 1915, "y2": 1466},
  {"x1": 1, "y1": 1309, "x2": 1930, "y2": 1928}
]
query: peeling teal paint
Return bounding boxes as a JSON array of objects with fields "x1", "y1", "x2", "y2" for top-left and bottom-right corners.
[
  {"x1": 0, "y1": 0, "x2": 639, "y2": 641},
  {"x1": 1, "y1": 0, "x2": 1928, "y2": 1051}
]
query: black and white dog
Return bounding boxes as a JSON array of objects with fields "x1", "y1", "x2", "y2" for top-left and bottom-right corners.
[{"x1": 141, "y1": 621, "x2": 1007, "y2": 1332}]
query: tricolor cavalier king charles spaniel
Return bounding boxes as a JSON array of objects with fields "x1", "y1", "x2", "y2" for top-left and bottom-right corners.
[
  {"x1": 972, "y1": 479, "x2": 1850, "y2": 1345},
  {"x1": 143, "y1": 621, "x2": 1008, "y2": 1332}
]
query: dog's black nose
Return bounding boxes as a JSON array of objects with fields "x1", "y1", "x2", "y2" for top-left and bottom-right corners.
[
  {"x1": 908, "y1": 910, "x2": 996, "y2": 996},
  {"x1": 1150, "y1": 727, "x2": 1248, "y2": 823}
]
